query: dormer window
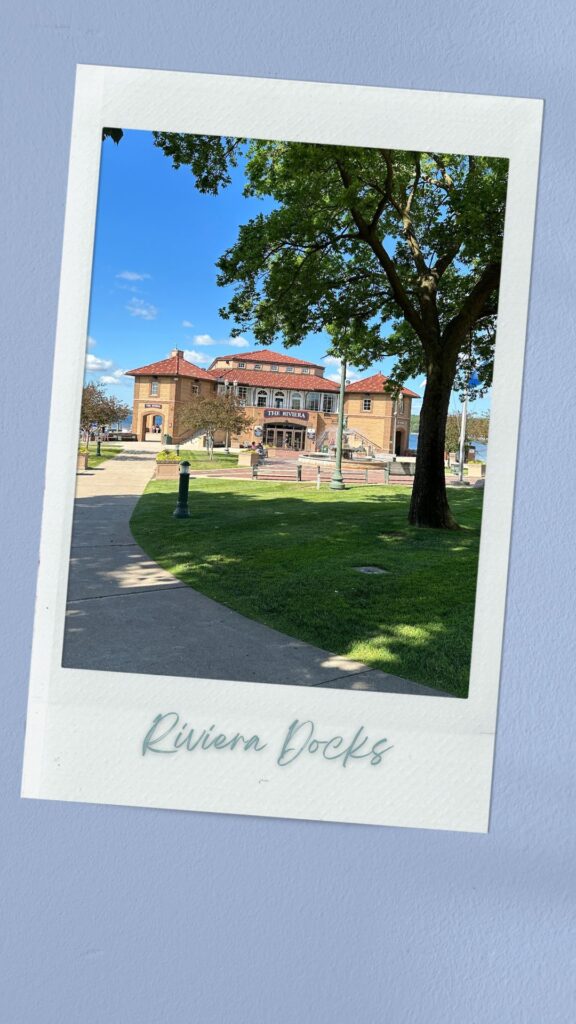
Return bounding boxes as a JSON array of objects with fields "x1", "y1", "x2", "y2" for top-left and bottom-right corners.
[
  {"x1": 285, "y1": 366, "x2": 294, "y2": 373},
  {"x1": 238, "y1": 361, "x2": 246, "y2": 368},
  {"x1": 302, "y1": 368, "x2": 309, "y2": 374},
  {"x1": 253, "y1": 363, "x2": 262, "y2": 370},
  {"x1": 270, "y1": 364, "x2": 278, "y2": 371}
]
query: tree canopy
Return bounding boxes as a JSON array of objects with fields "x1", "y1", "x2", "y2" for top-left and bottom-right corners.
[{"x1": 153, "y1": 133, "x2": 508, "y2": 527}]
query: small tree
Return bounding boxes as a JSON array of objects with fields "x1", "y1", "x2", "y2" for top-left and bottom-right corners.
[
  {"x1": 178, "y1": 393, "x2": 253, "y2": 459},
  {"x1": 80, "y1": 383, "x2": 109, "y2": 442},
  {"x1": 444, "y1": 414, "x2": 462, "y2": 456},
  {"x1": 107, "y1": 396, "x2": 131, "y2": 431}
]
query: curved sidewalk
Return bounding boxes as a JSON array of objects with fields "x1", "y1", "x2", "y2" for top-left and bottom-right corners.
[{"x1": 62, "y1": 443, "x2": 451, "y2": 697}]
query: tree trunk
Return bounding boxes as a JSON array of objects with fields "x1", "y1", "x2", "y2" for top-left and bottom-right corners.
[{"x1": 408, "y1": 362, "x2": 458, "y2": 529}]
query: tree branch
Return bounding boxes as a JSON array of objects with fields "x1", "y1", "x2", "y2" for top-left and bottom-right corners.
[
  {"x1": 334, "y1": 158, "x2": 429, "y2": 343},
  {"x1": 443, "y1": 262, "x2": 501, "y2": 357}
]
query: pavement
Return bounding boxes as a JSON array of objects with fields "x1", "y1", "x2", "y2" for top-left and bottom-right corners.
[{"x1": 62, "y1": 442, "x2": 451, "y2": 696}]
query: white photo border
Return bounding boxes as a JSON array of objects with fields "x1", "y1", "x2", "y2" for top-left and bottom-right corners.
[{"x1": 21, "y1": 65, "x2": 543, "y2": 832}]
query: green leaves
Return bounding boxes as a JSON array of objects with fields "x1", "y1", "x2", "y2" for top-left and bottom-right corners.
[{"x1": 153, "y1": 132, "x2": 507, "y2": 399}]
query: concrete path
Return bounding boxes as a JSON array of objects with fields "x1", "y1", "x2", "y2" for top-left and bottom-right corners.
[{"x1": 62, "y1": 443, "x2": 451, "y2": 696}]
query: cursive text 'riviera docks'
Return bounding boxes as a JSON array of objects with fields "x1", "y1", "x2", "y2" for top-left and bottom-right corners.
[{"x1": 142, "y1": 713, "x2": 393, "y2": 768}]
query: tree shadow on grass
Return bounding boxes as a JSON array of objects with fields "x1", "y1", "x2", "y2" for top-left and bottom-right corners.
[{"x1": 129, "y1": 481, "x2": 484, "y2": 697}]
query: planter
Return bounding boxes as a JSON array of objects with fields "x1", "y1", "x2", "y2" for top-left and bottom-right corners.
[
  {"x1": 237, "y1": 450, "x2": 260, "y2": 467},
  {"x1": 77, "y1": 451, "x2": 88, "y2": 471},
  {"x1": 467, "y1": 462, "x2": 486, "y2": 480},
  {"x1": 156, "y1": 462, "x2": 181, "y2": 480}
]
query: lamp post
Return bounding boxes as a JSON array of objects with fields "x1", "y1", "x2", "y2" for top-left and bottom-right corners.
[
  {"x1": 330, "y1": 356, "x2": 347, "y2": 490},
  {"x1": 173, "y1": 461, "x2": 191, "y2": 518},
  {"x1": 457, "y1": 394, "x2": 468, "y2": 484}
]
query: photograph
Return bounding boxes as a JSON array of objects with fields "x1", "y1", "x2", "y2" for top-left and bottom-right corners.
[{"x1": 62, "y1": 126, "x2": 507, "y2": 700}]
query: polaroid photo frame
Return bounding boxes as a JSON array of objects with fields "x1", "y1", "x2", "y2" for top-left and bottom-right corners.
[{"x1": 21, "y1": 65, "x2": 542, "y2": 831}]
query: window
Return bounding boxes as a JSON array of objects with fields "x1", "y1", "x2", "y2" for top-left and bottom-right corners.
[
  {"x1": 237, "y1": 386, "x2": 248, "y2": 402},
  {"x1": 150, "y1": 380, "x2": 159, "y2": 396},
  {"x1": 363, "y1": 398, "x2": 372, "y2": 412},
  {"x1": 254, "y1": 363, "x2": 262, "y2": 370},
  {"x1": 256, "y1": 390, "x2": 267, "y2": 407},
  {"x1": 398, "y1": 393, "x2": 404, "y2": 413},
  {"x1": 270, "y1": 364, "x2": 278, "y2": 371},
  {"x1": 191, "y1": 384, "x2": 199, "y2": 396},
  {"x1": 306, "y1": 394, "x2": 320, "y2": 411},
  {"x1": 291, "y1": 393, "x2": 302, "y2": 410},
  {"x1": 302, "y1": 367, "x2": 309, "y2": 374},
  {"x1": 238, "y1": 361, "x2": 246, "y2": 368},
  {"x1": 285, "y1": 366, "x2": 294, "y2": 373},
  {"x1": 322, "y1": 394, "x2": 335, "y2": 413},
  {"x1": 274, "y1": 391, "x2": 285, "y2": 408}
]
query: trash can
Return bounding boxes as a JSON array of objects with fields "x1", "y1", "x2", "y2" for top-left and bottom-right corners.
[{"x1": 163, "y1": 434, "x2": 172, "y2": 445}]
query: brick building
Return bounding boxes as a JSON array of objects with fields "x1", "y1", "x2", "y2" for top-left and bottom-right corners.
[{"x1": 127, "y1": 348, "x2": 418, "y2": 455}]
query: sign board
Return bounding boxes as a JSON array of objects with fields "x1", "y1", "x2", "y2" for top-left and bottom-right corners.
[{"x1": 263, "y1": 409, "x2": 309, "y2": 421}]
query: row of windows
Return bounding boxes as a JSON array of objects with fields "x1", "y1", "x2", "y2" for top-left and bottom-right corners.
[
  {"x1": 148, "y1": 379, "x2": 402, "y2": 412},
  {"x1": 236, "y1": 362, "x2": 310, "y2": 373}
]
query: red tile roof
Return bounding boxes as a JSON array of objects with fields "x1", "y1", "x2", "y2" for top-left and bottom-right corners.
[
  {"x1": 346, "y1": 372, "x2": 419, "y2": 398},
  {"x1": 211, "y1": 367, "x2": 340, "y2": 391},
  {"x1": 210, "y1": 349, "x2": 323, "y2": 369},
  {"x1": 126, "y1": 353, "x2": 214, "y2": 381}
]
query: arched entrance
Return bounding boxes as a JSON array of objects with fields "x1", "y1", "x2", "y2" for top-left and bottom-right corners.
[{"x1": 141, "y1": 411, "x2": 165, "y2": 441}]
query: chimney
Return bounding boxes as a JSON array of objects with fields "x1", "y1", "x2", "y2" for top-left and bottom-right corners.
[{"x1": 171, "y1": 348, "x2": 184, "y2": 358}]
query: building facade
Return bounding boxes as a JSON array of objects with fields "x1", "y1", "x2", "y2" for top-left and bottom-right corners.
[{"x1": 127, "y1": 349, "x2": 418, "y2": 454}]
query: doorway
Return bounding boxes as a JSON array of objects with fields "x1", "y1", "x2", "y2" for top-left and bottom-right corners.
[{"x1": 264, "y1": 425, "x2": 305, "y2": 450}]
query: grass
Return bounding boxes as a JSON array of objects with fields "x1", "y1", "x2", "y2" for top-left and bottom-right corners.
[
  {"x1": 130, "y1": 479, "x2": 484, "y2": 697},
  {"x1": 79, "y1": 443, "x2": 123, "y2": 468},
  {"x1": 156, "y1": 449, "x2": 238, "y2": 470}
]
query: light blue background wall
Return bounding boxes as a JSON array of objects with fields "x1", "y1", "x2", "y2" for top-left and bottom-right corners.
[{"x1": 2, "y1": 2, "x2": 574, "y2": 1020}]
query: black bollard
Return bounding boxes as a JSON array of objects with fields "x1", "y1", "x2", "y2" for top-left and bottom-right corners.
[
  {"x1": 173, "y1": 461, "x2": 191, "y2": 518},
  {"x1": 96, "y1": 440, "x2": 101, "y2": 457}
]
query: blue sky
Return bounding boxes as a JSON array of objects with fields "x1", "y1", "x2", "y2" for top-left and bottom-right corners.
[{"x1": 86, "y1": 129, "x2": 490, "y2": 418}]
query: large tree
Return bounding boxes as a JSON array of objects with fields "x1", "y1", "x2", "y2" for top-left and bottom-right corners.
[{"x1": 154, "y1": 133, "x2": 508, "y2": 528}]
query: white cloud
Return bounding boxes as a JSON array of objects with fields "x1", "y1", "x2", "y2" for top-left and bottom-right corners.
[
  {"x1": 323, "y1": 355, "x2": 342, "y2": 367},
  {"x1": 99, "y1": 372, "x2": 131, "y2": 387},
  {"x1": 183, "y1": 349, "x2": 210, "y2": 365},
  {"x1": 126, "y1": 297, "x2": 158, "y2": 320},
  {"x1": 117, "y1": 270, "x2": 151, "y2": 281},
  {"x1": 189, "y1": 334, "x2": 249, "y2": 349},
  {"x1": 182, "y1": 320, "x2": 194, "y2": 328},
  {"x1": 87, "y1": 335, "x2": 97, "y2": 349},
  {"x1": 86, "y1": 353, "x2": 113, "y2": 371},
  {"x1": 419, "y1": 378, "x2": 427, "y2": 390},
  {"x1": 192, "y1": 334, "x2": 217, "y2": 346}
]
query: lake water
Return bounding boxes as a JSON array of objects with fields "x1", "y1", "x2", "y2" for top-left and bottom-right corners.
[{"x1": 409, "y1": 433, "x2": 487, "y2": 461}]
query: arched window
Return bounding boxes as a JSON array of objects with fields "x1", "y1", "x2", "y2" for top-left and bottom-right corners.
[
  {"x1": 256, "y1": 390, "x2": 268, "y2": 407},
  {"x1": 274, "y1": 391, "x2": 285, "y2": 409},
  {"x1": 291, "y1": 393, "x2": 302, "y2": 410}
]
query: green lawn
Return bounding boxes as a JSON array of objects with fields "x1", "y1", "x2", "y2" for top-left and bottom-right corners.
[
  {"x1": 80, "y1": 443, "x2": 123, "y2": 468},
  {"x1": 130, "y1": 479, "x2": 484, "y2": 697},
  {"x1": 157, "y1": 449, "x2": 239, "y2": 470}
]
